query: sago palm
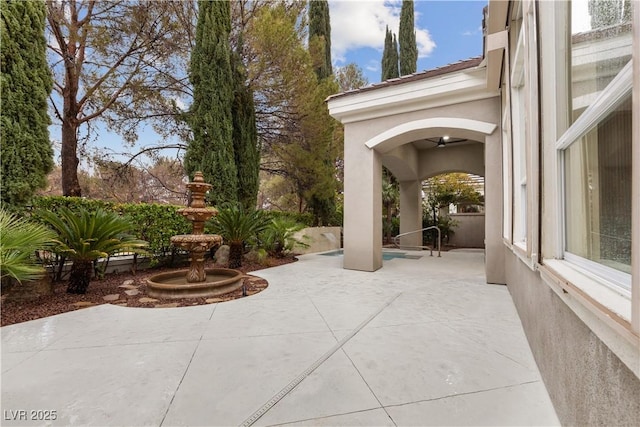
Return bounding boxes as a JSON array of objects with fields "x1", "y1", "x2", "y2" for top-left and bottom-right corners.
[
  {"x1": 260, "y1": 218, "x2": 308, "y2": 258},
  {"x1": 209, "y1": 204, "x2": 268, "y2": 269},
  {"x1": 39, "y1": 208, "x2": 148, "y2": 294},
  {"x1": 0, "y1": 209, "x2": 55, "y2": 284}
]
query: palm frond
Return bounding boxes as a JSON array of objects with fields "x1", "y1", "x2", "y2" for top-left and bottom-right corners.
[{"x1": 0, "y1": 209, "x2": 55, "y2": 283}]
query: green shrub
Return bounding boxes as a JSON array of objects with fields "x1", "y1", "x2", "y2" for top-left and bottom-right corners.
[
  {"x1": 117, "y1": 203, "x2": 190, "y2": 259},
  {"x1": 209, "y1": 204, "x2": 269, "y2": 269},
  {"x1": 31, "y1": 196, "x2": 113, "y2": 213},
  {"x1": 39, "y1": 207, "x2": 148, "y2": 294},
  {"x1": 263, "y1": 210, "x2": 315, "y2": 227},
  {"x1": 260, "y1": 217, "x2": 309, "y2": 257},
  {"x1": 30, "y1": 197, "x2": 189, "y2": 265}
]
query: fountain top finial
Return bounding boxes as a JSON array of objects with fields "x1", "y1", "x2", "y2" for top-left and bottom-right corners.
[
  {"x1": 186, "y1": 171, "x2": 212, "y2": 209},
  {"x1": 193, "y1": 171, "x2": 205, "y2": 183}
]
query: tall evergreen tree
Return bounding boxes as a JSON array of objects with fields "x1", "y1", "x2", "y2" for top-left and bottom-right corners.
[
  {"x1": 390, "y1": 33, "x2": 400, "y2": 78},
  {"x1": 381, "y1": 27, "x2": 399, "y2": 80},
  {"x1": 399, "y1": 0, "x2": 418, "y2": 76},
  {"x1": 305, "y1": 0, "x2": 338, "y2": 224},
  {"x1": 309, "y1": 0, "x2": 332, "y2": 80},
  {"x1": 186, "y1": 0, "x2": 238, "y2": 206},
  {"x1": 1, "y1": 0, "x2": 53, "y2": 208},
  {"x1": 231, "y1": 37, "x2": 259, "y2": 210}
]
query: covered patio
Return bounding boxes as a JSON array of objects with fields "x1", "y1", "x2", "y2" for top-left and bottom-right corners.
[
  {"x1": 1, "y1": 251, "x2": 558, "y2": 426},
  {"x1": 328, "y1": 57, "x2": 505, "y2": 284}
]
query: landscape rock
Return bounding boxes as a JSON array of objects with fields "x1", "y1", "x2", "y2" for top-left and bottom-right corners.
[
  {"x1": 205, "y1": 298, "x2": 224, "y2": 303},
  {"x1": 71, "y1": 301, "x2": 96, "y2": 308},
  {"x1": 4, "y1": 276, "x2": 53, "y2": 302},
  {"x1": 122, "y1": 279, "x2": 135, "y2": 287},
  {"x1": 118, "y1": 284, "x2": 138, "y2": 290},
  {"x1": 139, "y1": 297, "x2": 159, "y2": 303},
  {"x1": 214, "y1": 245, "x2": 230, "y2": 266},
  {"x1": 103, "y1": 294, "x2": 120, "y2": 302},
  {"x1": 124, "y1": 289, "x2": 140, "y2": 296}
]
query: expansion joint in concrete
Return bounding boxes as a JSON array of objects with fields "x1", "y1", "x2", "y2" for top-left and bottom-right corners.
[{"x1": 239, "y1": 293, "x2": 402, "y2": 427}]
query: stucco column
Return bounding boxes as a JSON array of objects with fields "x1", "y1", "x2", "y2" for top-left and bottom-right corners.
[
  {"x1": 399, "y1": 180, "x2": 423, "y2": 248},
  {"x1": 343, "y1": 127, "x2": 383, "y2": 271},
  {"x1": 484, "y1": 132, "x2": 506, "y2": 284}
]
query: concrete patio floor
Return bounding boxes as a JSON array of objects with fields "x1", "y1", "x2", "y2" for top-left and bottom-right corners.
[{"x1": 1, "y1": 250, "x2": 559, "y2": 426}]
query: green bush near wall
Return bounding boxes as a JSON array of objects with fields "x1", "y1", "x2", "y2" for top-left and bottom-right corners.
[
  {"x1": 30, "y1": 197, "x2": 190, "y2": 260},
  {"x1": 263, "y1": 211, "x2": 315, "y2": 227},
  {"x1": 27, "y1": 197, "x2": 342, "y2": 265}
]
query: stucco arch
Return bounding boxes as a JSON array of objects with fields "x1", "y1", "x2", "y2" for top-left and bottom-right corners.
[
  {"x1": 365, "y1": 118, "x2": 497, "y2": 154},
  {"x1": 327, "y1": 62, "x2": 503, "y2": 279}
]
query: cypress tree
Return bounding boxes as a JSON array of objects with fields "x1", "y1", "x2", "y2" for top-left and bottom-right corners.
[
  {"x1": 185, "y1": 0, "x2": 238, "y2": 206},
  {"x1": 305, "y1": 0, "x2": 338, "y2": 225},
  {"x1": 381, "y1": 26, "x2": 391, "y2": 81},
  {"x1": 399, "y1": 0, "x2": 418, "y2": 76},
  {"x1": 309, "y1": 0, "x2": 332, "y2": 80},
  {"x1": 381, "y1": 27, "x2": 399, "y2": 81},
  {"x1": 1, "y1": 0, "x2": 53, "y2": 208},
  {"x1": 390, "y1": 33, "x2": 400, "y2": 78},
  {"x1": 231, "y1": 39, "x2": 259, "y2": 210}
]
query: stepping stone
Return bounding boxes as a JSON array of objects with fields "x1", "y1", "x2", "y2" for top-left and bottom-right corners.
[
  {"x1": 118, "y1": 284, "x2": 139, "y2": 290},
  {"x1": 72, "y1": 301, "x2": 96, "y2": 308},
  {"x1": 205, "y1": 297, "x2": 224, "y2": 303},
  {"x1": 154, "y1": 303, "x2": 179, "y2": 308},
  {"x1": 139, "y1": 297, "x2": 159, "y2": 303},
  {"x1": 103, "y1": 294, "x2": 120, "y2": 302},
  {"x1": 122, "y1": 279, "x2": 135, "y2": 286},
  {"x1": 124, "y1": 289, "x2": 140, "y2": 296}
]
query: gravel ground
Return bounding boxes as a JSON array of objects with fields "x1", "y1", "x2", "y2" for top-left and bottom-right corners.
[{"x1": 1, "y1": 257, "x2": 297, "y2": 327}]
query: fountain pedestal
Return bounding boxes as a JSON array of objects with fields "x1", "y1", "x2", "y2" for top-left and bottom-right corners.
[{"x1": 146, "y1": 172, "x2": 243, "y2": 299}]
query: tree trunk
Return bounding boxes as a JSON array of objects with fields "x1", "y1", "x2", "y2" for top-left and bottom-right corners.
[
  {"x1": 67, "y1": 260, "x2": 92, "y2": 294},
  {"x1": 61, "y1": 116, "x2": 81, "y2": 196},
  {"x1": 228, "y1": 242, "x2": 244, "y2": 269},
  {"x1": 385, "y1": 203, "x2": 392, "y2": 244}
]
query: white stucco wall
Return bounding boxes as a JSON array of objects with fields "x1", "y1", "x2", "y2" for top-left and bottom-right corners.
[{"x1": 448, "y1": 213, "x2": 485, "y2": 248}]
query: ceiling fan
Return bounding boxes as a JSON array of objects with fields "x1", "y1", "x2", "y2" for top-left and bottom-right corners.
[{"x1": 425, "y1": 136, "x2": 468, "y2": 148}]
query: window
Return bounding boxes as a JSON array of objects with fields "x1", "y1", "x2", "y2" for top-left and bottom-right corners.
[
  {"x1": 507, "y1": 0, "x2": 538, "y2": 255},
  {"x1": 564, "y1": 95, "x2": 632, "y2": 291},
  {"x1": 557, "y1": 0, "x2": 633, "y2": 293}
]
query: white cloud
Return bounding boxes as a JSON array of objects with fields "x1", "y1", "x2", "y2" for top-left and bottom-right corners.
[
  {"x1": 462, "y1": 26, "x2": 483, "y2": 36},
  {"x1": 329, "y1": 0, "x2": 436, "y2": 64},
  {"x1": 366, "y1": 60, "x2": 379, "y2": 73}
]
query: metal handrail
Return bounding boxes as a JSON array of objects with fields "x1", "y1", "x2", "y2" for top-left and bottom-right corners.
[{"x1": 393, "y1": 226, "x2": 441, "y2": 257}]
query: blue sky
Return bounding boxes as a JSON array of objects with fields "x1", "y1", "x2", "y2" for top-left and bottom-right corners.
[
  {"x1": 66, "y1": 0, "x2": 487, "y2": 164},
  {"x1": 331, "y1": 0, "x2": 487, "y2": 84}
]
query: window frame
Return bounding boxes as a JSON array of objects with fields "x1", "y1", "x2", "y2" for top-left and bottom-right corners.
[{"x1": 557, "y1": 36, "x2": 633, "y2": 296}]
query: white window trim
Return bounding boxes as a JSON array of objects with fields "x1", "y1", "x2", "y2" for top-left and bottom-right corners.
[
  {"x1": 555, "y1": 52, "x2": 632, "y2": 297},
  {"x1": 555, "y1": 61, "x2": 633, "y2": 151},
  {"x1": 563, "y1": 252, "x2": 631, "y2": 296},
  {"x1": 541, "y1": 0, "x2": 639, "y2": 343}
]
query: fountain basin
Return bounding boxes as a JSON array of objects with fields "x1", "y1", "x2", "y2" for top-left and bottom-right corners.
[{"x1": 146, "y1": 268, "x2": 244, "y2": 299}]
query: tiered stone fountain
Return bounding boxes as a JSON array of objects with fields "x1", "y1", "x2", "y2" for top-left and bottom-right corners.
[{"x1": 146, "y1": 172, "x2": 243, "y2": 299}]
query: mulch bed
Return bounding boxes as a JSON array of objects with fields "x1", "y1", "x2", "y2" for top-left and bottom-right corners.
[{"x1": 1, "y1": 257, "x2": 297, "y2": 327}]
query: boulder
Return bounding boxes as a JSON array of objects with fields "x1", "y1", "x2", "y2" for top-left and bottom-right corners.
[
  {"x1": 214, "y1": 245, "x2": 230, "y2": 267},
  {"x1": 4, "y1": 276, "x2": 53, "y2": 302}
]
